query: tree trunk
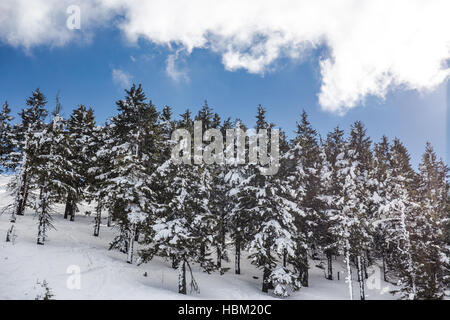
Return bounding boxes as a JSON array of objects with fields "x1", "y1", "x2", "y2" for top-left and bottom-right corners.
[
  {"x1": 382, "y1": 251, "x2": 388, "y2": 282},
  {"x1": 37, "y1": 188, "x2": 46, "y2": 245},
  {"x1": 363, "y1": 256, "x2": 368, "y2": 280},
  {"x1": 70, "y1": 205, "x2": 75, "y2": 221},
  {"x1": 65, "y1": 194, "x2": 76, "y2": 222},
  {"x1": 172, "y1": 255, "x2": 179, "y2": 269},
  {"x1": 283, "y1": 249, "x2": 287, "y2": 268},
  {"x1": 107, "y1": 213, "x2": 112, "y2": 227},
  {"x1": 217, "y1": 246, "x2": 222, "y2": 269},
  {"x1": 16, "y1": 171, "x2": 28, "y2": 216},
  {"x1": 345, "y1": 240, "x2": 353, "y2": 300},
  {"x1": 235, "y1": 238, "x2": 241, "y2": 275},
  {"x1": 357, "y1": 255, "x2": 365, "y2": 300},
  {"x1": 64, "y1": 194, "x2": 71, "y2": 219},
  {"x1": 262, "y1": 267, "x2": 271, "y2": 293},
  {"x1": 93, "y1": 204, "x2": 101, "y2": 237},
  {"x1": 178, "y1": 259, "x2": 186, "y2": 294},
  {"x1": 300, "y1": 254, "x2": 309, "y2": 287},
  {"x1": 6, "y1": 224, "x2": 14, "y2": 242},
  {"x1": 127, "y1": 224, "x2": 136, "y2": 264},
  {"x1": 326, "y1": 251, "x2": 333, "y2": 280}
]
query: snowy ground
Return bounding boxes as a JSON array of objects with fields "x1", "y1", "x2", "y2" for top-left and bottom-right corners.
[{"x1": 0, "y1": 175, "x2": 397, "y2": 300}]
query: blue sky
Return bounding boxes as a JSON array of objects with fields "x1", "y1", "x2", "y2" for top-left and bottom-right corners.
[{"x1": 0, "y1": 2, "x2": 449, "y2": 168}]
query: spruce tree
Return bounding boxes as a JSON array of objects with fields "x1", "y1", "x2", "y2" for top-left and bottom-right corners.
[
  {"x1": 33, "y1": 112, "x2": 73, "y2": 244},
  {"x1": 63, "y1": 105, "x2": 96, "y2": 221},
  {"x1": 12, "y1": 89, "x2": 48, "y2": 218},
  {"x1": 0, "y1": 101, "x2": 13, "y2": 172},
  {"x1": 106, "y1": 84, "x2": 159, "y2": 264},
  {"x1": 412, "y1": 143, "x2": 449, "y2": 299}
]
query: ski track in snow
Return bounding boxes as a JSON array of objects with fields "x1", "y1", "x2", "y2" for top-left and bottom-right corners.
[{"x1": 0, "y1": 175, "x2": 397, "y2": 300}]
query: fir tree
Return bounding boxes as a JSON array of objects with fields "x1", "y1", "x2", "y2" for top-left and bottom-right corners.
[
  {"x1": 0, "y1": 101, "x2": 13, "y2": 172},
  {"x1": 106, "y1": 84, "x2": 159, "y2": 264},
  {"x1": 63, "y1": 105, "x2": 96, "y2": 221},
  {"x1": 12, "y1": 88, "x2": 48, "y2": 218},
  {"x1": 411, "y1": 143, "x2": 449, "y2": 299}
]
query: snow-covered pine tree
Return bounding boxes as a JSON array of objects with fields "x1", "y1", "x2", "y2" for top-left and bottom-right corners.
[
  {"x1": 412, "y1": 143, "x2": 449, "y2": 299},
  {"x1": 33, "y1": 111, "x2": 73, "y2": 245},
  {"x1": 329, "y1": 133, "x2": 372, "y2": 300},
  {"x1": 90, "y1": 123, "x2": 114, "y2": 236},
  {"x1": 63, "y1": 105, "x2": 97, "y2": 221},
  {"x1": 225, "y1": 120, "x2": 250, "y2": 275},
  {"x1": 11, "y1": 89, "x2": 48, "y2": 218},
  {"x1": 317, "y1": 144, "x2": 336, "y2": 280},
  {"x1": 210, "y1": 116, "x2": 231, "y2": 271},
  {"x1": 236, "y1": 105, "x2": 301, "y2": 296},
  {"x1": 6, "y1": 90, "x2": 48, "y2": 242},
  {"x1": 0, "y1": 101, "x2": 14, "y2": 172},
  {"x1": 234, "y1": 107, "x2": 269, "y2": 283},
  {"x1": 315, "y1": 126, "x2": 346, "y2": 281},
  {"x1": 371, "y1": 136, "x2": 393, "y2": 281},
  {"x1": 284, "y1": 110, "x2": 321, "y2": 287},
  {"x1": 193, "y1": 102, "x2": 220, "y2": 266},
  {"x1": 140, "y1": 157, "x2": 216, "y2": 294},
  {"x1": 107, "y1": 84, "x2": 158, "y2": 264},
  {"x1": 347, "y1": 121, "x2": 374, "y2": 300},
  {"x1": 159, "y1": 105, "x2": 175, "y2": 163},
  {"x1": 374, "y1": 138, "x2": 419, "y2": 299}
]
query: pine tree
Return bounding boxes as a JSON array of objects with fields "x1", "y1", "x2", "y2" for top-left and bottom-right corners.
[
  {"x1": 91, "y1": 123, "x2": 114, "y2": 236},
  {"x1": 33, "y1": 112, "x2": 73, "y2": 244},
  {"x1": 140, "y1": 158, "x2": 216, "y2": 294},
  {"x1": 317, "y1": 126, "x2": 346, "y2": 281},
  {"x1": 12, "y1": 89, "x2": 48, "y2": 218},
  {"x1": 63, "y1": 105, "x2": 96, "y2": 221},
  {"x1": 285, "y1": 110, "x2": 321, "y2": 287},
  {"x1": 225, "y1": 120, "x2": 249, "y2": 275},
  {"x1": 0, "y1": 101, "x2": 13, "y2": 172},
  {"x1": 371, "y1": 136, "x2": 393, "y2": 281},
  {"x1": 106, "y1": 84, "x2": 159, "y2": 264},
  {"x1": 411, "y1": 143, "x2": 449, "y2": 299}
]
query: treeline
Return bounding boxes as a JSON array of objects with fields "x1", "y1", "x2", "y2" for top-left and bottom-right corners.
[{"x1": 1, "y1": 85, "x2": 449, "y2": 299}]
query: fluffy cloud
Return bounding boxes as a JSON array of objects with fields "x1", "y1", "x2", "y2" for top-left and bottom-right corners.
[
  {"x1": 166, "y1": 50, "x2": 190, "y2": 83},
  {"x1": 112, "y1": 68, "x2": 132, "y2": 88},
  {"x1": 1, "y1": 0, "x2": 449, "y2": 113}
]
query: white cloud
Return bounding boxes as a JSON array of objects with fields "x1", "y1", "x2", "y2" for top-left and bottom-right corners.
[
  {"x1": 0, "y1": 0, "x2": 116, "y2": 49},
  {"x1": 1, "y1": 0, "x2": 450, "y2": 113},
  {"x1": 112, "y1": 68, "x2": 132, "y2": 88},
  {"x1": 166, "y1": 50, "x2": 189, "y2": 83}
]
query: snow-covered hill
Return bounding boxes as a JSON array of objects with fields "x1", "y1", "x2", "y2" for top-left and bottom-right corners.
[{"x1": 0, "y1": 175, "x2": 397, "y2": 300}]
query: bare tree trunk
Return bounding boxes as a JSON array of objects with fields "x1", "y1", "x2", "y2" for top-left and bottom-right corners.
[
  {"x1": 326, "y1": 251, "x2": 333, "y2": 280},
  {"x1": 357, "y1": 255, "x2": 365, "y2": 300},
  {"x1": 235, "y1": 237, "x2": 241, "y2": 275},
  {"x1": 262, "y1": 267, "x2": 271, "y2": 293},
  {"x1": 345, "y1": 240, "x2": 353, "y2": 300},
  {"x1": 382, "y1": 250, "x2": 388, "y2": 282},
  {"x1": 6, "y1": 224, "x2": 14, "y2": 242},
  {"x1": 126, "y1": 224, "x2": 136, "y2": 264},
  {"x1": 178, "y1": 259, "x2": 186, "y2": 294},
  {"x1": 107, "y1": 212, "x2": 112, "y2": 227},
  {"x1": 217, "y1": 246, "x2": 222, "y2": 269},
  {"x1": 64, "y1": 194, "x2": 71, "y2": 219},
  {"x1": 93, "y1": 204, "x2": 101, "y2": 237},
  {"x1": 16, "y1": 171, "x2": 28, "y2": 216},
  {"x1": 172, "y1": 255, "x2": 179, "y2": 269}
]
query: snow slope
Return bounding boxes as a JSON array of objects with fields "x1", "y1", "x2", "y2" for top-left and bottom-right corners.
[{"x1": 0, "y1": 175, "x2": 397, "y2": 300}]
